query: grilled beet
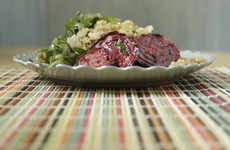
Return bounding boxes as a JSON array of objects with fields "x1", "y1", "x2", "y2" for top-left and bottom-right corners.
[
  {"x1": 90, "y1": 31, "x2": 139, "y2": 67},
  {"x1": 77, "y1": 48, "x2": 115, "y2": 67},
  {"x1": 135, "y1": 34, "x2": 180, "y2": 67}
]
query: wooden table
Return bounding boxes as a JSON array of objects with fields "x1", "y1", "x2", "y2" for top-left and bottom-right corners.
[{"x1": 0, "y1": 46, "x2": 229, "y2": 68}]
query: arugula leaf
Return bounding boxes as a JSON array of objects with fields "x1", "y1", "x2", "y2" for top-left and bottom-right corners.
[
  {"x1": 65, "y1": 12, "x2": 102, "y2": 37},
  {"x1": 34, "y1": 49, "x2": 49, "y2": 64},
  {"x1": 47, "y1": 59, "x2": 63, "y2": 70},
  {"x1": 65, "y1": 12, "x2": 83, "y2": 37},
  {"x1": 65, "y1": 12, "x2": 123, "y2": 37},
  {"x1": 72, "y1": 47, "x2": 86, "y2": 55},
  {"x1": 34, "y1": 36, "x2": 80, "y2": 68},
  {"x1": 80, "y1": 17, "x2": 100, "y2": 28},
  {"x1": 101, "y1": 16, "x2": 122, "y2": 24}
]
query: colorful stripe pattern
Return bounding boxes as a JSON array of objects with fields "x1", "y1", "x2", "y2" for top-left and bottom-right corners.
[{"x1": 0, "y1": 68, "x2": 230, "y2": 150}]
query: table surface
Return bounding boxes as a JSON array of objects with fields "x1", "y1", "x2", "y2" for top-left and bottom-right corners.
[{"x1": 0, "y1": 47, "x2": 230, "y2": 150}]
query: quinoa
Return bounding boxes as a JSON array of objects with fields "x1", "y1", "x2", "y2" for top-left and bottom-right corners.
[
  {"x1": 170, "y1": 56, "x2": 206, "y2": 66},
  {"x1": 67, "y1": 20, "x2": 153, "y2": 50}
]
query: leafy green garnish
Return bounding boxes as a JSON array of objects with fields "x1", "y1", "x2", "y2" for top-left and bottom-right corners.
[
  {"x1": 101, "y1": 16, "x2": 122, "y2": 24},
  {"x1": 65, "y1": 12, "x2": 102, "y2": 37},
  {"x1": 65, "y1": 12, "x2": 122, "y2": 37},
  {"x1": 114, "y1": 40, "x2": 127, "y2": 54},
  {"x1": 34, "y1": 36, "x2": 86, "y2": 68},
  {"x1": 72, "y1": 47, "x2": 87, "y2": 55}
]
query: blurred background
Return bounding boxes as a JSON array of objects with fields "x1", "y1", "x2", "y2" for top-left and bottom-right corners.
[{"x1": 0, "y1": 0, "x2": 230, "y2": 51}]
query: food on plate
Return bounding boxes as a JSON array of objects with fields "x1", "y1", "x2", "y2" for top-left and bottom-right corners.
[
  {"x1": 77, "y1": 48, "x2": 115, "y2": 67},
  {"x1": 34, "y1": 12, "x2": 153, "y2": 69},
  {"x1": 67, "y1": 18, "x2": 153, "y2": 50},
  {"x1": 135, "y1": 34, "x2": 180, "y2": 67},
  {"x1": 80, "y1": 31, "x2": 139, "y2": 67},
  {"x1": 170, "y1": 56, "x2": 206, "y2": 66},
  {"x1": 33, "y1": 11, "x2": 205, "y2": 69}
]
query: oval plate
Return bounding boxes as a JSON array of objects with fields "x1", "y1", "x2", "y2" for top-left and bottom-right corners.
[{"x1": 13, "y1": 50, "x2": 215, "y2": 88}]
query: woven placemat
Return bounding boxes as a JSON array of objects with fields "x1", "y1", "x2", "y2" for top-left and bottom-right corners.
[{"x1": 0, "y1": 68, "x2": 230, "y2": 150}]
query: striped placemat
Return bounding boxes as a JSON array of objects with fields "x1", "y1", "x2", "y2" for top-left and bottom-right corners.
[{"x1": 0, "y1": 68, "x2": 230, "y2": 150}]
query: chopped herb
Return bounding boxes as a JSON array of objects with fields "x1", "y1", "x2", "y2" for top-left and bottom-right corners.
[{"x1": 114, "y1": 40, "x2": 127, "y2": 54}]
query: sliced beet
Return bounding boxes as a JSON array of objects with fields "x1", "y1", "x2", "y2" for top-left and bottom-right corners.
[
  {"x1": 77, "y1": 48, "x2": 115, "y2": 67},
  {"x1": 90, "y1": 31, "x2": 139, "y2": 67},
  {"x1": 135, "y1": 34, "x2": 180, "y2": 67}
]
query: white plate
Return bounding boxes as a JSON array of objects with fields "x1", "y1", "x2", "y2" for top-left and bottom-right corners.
[{"x1": 13, "y1": 50, "x2": 215, "y2": 88}]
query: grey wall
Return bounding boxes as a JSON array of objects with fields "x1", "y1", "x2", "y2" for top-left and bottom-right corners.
[{"x1": 1, "y1": 0, "x2": 230, "y2": 52}]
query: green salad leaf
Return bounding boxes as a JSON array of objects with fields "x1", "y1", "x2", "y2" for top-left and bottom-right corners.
[
  {"x1": 35, "y1": 36, "x2": 82, "y2": 67},
  {"x1": 34, "y1": 12, "x2": 123, "y2": 73},
  {"x1": 65, "y1": 12, "x2": 122, "y2": 37},
  {"x1": 65, "y1": 12, "x2": 102, "y2": 37},
  {"x1": 101, "y1": 16, "x2": 122, "y2": 24}
]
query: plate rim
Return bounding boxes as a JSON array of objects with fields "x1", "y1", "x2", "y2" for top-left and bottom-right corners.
[{"x1": 13, "y1": 50, "x2": 216, "y2": 87}]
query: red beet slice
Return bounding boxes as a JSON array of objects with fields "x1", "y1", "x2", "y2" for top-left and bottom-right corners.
[
  {"x1": 135, "y1": 34, "x2": 180, "y2": 67},
  {"x1": 77, "y1": 48, "x2": 115, "y2": 67},
  {"x1": 90, "y1": 31, "x2": 139, "y2": 68}
]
